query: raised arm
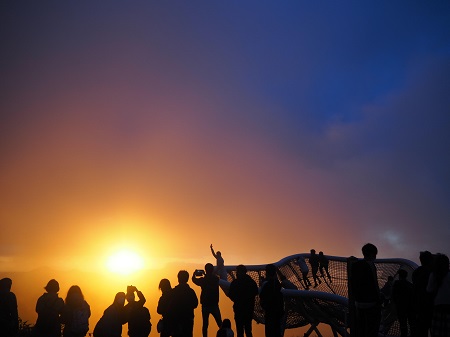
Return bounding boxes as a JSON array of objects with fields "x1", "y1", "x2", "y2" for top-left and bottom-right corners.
[
  {"x1": 135, "y1": 288, "x2": 146, "y2": 306},
  {"x1": 210, "y1": 244, "x2": 217, "y2": 258}
]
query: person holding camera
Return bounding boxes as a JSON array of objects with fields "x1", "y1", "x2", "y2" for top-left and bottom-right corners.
[
  {"x1": 192, "y1": 263, "x2": 223, "y2": 337},
  {"x1": 124, "y1": 286, "x2": 151, "y2": 337}
]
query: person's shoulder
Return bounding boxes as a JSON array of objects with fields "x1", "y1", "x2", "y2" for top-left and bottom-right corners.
[
  {"x1": 352, "y1": 259, "x2": 368, "y2": 269},
  {"x1": 245, "y1": 275, "x2": 257, "y2": 284}
]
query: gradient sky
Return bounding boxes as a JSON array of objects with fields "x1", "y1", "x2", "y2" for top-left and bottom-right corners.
[{"x1": 1, "y1": 1, "x2": 450, "y2": 273}]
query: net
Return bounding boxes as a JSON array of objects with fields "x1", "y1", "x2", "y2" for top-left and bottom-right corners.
[{"x1": 220, "y1": 254, "x2": 418, "y2": 337}]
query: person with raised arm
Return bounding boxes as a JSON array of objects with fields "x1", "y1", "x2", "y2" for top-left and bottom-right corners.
[{"x1": 210, "y1": 245, "x2": 226, "y2": 280}]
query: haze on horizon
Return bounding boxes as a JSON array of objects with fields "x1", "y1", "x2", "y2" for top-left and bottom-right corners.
[{"x1": 1, "y1": 1, "x2": 450, "y2": 274}]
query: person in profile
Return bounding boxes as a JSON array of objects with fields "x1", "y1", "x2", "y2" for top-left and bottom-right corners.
[
  {"x1": 0, "y1": 278, "x2": 19, "y2": 337},
  {"x1": 412, "y1": 250, "x2": 434, "y2": 337},
  {"x1": 34, "y1": 279, "x2": 65, "y2": 337},
  {"x1": 227, "y1": 265, "x2": 258, "y2": 337},
  {"x1": 171, "y1": 270, "x2": 198, "y2": 337},
  {"x1": 93, "y1": 292, "x2": 127, "y2": 337},
  {"x1": 392, "y1": 269, "x2": 414, "y2": 337},
  {"x1": 124, "y1": 286, "x2": 151, "y2": 337},
  {"x1": 309, "y1": 249, "x2": 321, "y2": 287},
  {"x1": 210, "y1": 245, "x2": 226, "y2": 280},
  {"x1": 192, "y1": 263, "x2": 222, "y2": 337},
  {"x1": 318, "y1": 251, "x2": 332, "y2": 283},
  {"x1": 61, "y1": 285, "x2": 91, "y2": 337},
  {"x1": 157, "y1": 279, "x2": 174, "y2": 337},
  {"x1": 259, "y1": 264, "x2": 284, "y2": 337},
  {"x1": 426, "y1": 253, "x2": 450, "y2": 337},
  {"x1": 296, "y1": 257, "x2": 311, "y2": 289},
  {"x1": 349, "y1": 243, "x2": 381, "y2": 337},
  {"x1": 216, "y1": 319, "x2": 233, "y2": 337}
]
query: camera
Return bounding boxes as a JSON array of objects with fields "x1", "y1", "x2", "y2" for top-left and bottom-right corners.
[{"x1": 194, "y1": 269, "x2": 205, "y2": 276}]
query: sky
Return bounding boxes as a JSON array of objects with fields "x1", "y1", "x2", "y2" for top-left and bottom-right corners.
[{"x1": 1, "y1": 1, "x2": 450, "y2": 275}]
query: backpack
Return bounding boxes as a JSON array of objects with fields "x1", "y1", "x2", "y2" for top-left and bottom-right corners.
[{"x1": 70, "y1": 308, "x2": 89, "y2": 335}]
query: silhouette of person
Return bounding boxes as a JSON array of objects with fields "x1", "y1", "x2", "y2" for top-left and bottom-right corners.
[
  {"x1": 210, "y1": 245, "x2": 226, "y2": 280},
  {"x1": 309, "y1": 249, "x2": 321, "y2": 287},
  {"x1": 412, "y1": 250, "x2": 434, "y2": 337},
  {"x1": 379, "y1": 275, "x2": 395, "y2": 335},
  {"x1": 171, "y1": 270, "x2": 198, "y2": 337},
  {"x1": 0, "y1": 278, "x2": 18, "y2": 337},
  {"x1": 61, "y1": 285, "x2": 91, "y2": 337},
  {"x1": 216, "y1": 319, "x2": 233, "y2": 337},
  {"x1": 34, "y1": 279, "x2": 65, "y2": 337},
  {"x1": 349, "y1": 243, "x2": 381, "y2": 337},
  {"x1": 157, "y1": 279, "x2": 174, "y2": 337},
  {"x1": 227, "y1": 265, "x2": 258, "y2": 337},
  {"x1": 426, "y1": 253, "x2": 450, "y2": 337},
  {"x1": 318, "y1": 252, "x2": 332, "y2": 283},
  {"x1": 392, "y1": 269, "x2": 414, "y2": 337},
  {"x1": 192, "y1": 263, "x2": 222, "y2": 337},
  {"x1": 277, "y1": 273, "x2": 297, "y2": 337},
  {"x1": 380, "y1": 276, "x2": 394, "y2": 307},
  {"x1": 93, "y1": 292, "x2": 127, "y2": 337},
  {"x1": 296, "y1": 257, "x2": 311, "y2": 289},
  {"x1": 259, "y1": 264, "x2": 284, "y2": 337},
  {"x1": 124, "y1": 286, "x2": 151, "y2": 337}
]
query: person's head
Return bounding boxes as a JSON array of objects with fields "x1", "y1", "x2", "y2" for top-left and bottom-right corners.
[
  {"x1": 310, "y1": 249, "x2": 316, "y2": 255},
  {"x1": 65, "y1": 285, "x2": 84, "y2": 306},
  {"x1": 362, "y1": 243, "x2": 378, "y2": 260},
  {"x1": 398, "y1": 269, "x2": 408, "y2": 280},
  {"x1": 0, "y1": 278, "x2": 12, "y2": 292},
  {"x1": 159, "y1": 279, "x2": 172, "y2": 293},
  {"x1": 236, "y1": 265, "x2": 247, "y2": 278},
  {"x1": 265, "y1": 264, "x2": 277, "y2": 279},
  {"x1": 113, "y1": 292, "x2": 126, "y2": 306},
  {"x1": 318, "y1": 251, "x2": 324, "y2": 257},
  {"x1": 419, "y1": 251, "x2": 433, "y2": 267},
  {"x1": 45, "y1": 279, "x2": 60, "y2": 293},
  {"x1": 216, "y1": 251, "x2": 222, "y2": 257},
  {"x1": 177, "y1": 270, "x2": 189, "y2": 284},
  {"x1": 205, "y1": 263, "x2": 214, "y2": 275},
  {"x1": 221, "y1": 318, "x2": 232, "y2": 329}
]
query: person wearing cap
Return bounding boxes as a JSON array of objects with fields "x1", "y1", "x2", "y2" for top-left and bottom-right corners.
[{"x1": 34, "y1": 279, "x2": 65, "y2": 337}]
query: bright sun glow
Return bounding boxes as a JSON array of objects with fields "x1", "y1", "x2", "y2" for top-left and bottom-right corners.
[{"x1": 106, "y1": 250, "x2": 144, "y2": 275}]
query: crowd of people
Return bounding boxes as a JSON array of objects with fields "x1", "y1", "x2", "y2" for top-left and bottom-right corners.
[
  {"x1": 1, "y1": 243, "x2": 449, "y2": 337},
  {"x1": 349, "y1": 244, "x2": 450, "y2": 337}
]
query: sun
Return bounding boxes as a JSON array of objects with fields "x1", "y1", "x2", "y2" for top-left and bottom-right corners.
[{"x1": 106, "y1": 250, "x2": 144, "y2": 275}]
